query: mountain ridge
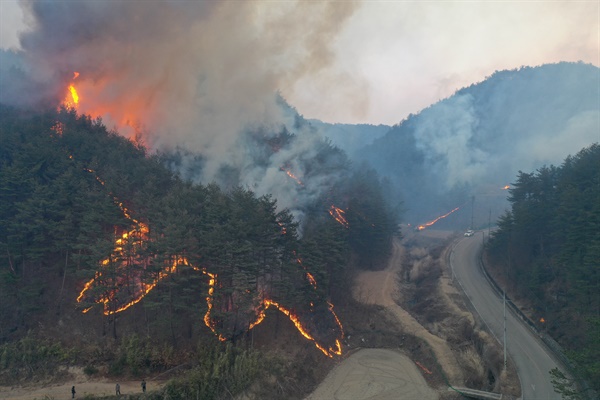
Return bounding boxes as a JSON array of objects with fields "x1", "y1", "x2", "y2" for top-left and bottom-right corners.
[{"x1": 351, "y1": 61, "x2": 599, "y2": 223}]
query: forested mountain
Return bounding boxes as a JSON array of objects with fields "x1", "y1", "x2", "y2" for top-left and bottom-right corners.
[
  {"x1": 357, "y1": 62, "x2": 599, "y2": 225},
  {"x1": 0, "y1": 104, "x2": 398, "y2": 397},
  {"x1": 486, "y1": 143, "x2": 600, "y2": 391},
  {"x1": 307, "y1": 120, "x2": 391, "y2": 158}
]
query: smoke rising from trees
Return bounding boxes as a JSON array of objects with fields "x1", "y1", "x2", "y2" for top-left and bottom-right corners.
[
  {"x1": 357, "y1": 63, "x2": 600, "y2": 224},
  {"x1": 0, "y1": 0, "x2": 364, "y2": 220}
]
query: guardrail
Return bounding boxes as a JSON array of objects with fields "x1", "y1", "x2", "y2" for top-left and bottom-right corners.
[
  {"x1": 477, "y1": 245, "x2": 598, "y2": 400},
  {"x1": 449, "y1": 386, "x2": 515, "y2": 400}
]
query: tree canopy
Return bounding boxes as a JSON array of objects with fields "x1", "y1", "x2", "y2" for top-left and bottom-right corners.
[
  {"x1": 0, "y1": 104, "x2": 400, "y2": 353},
  {"x1": 487, "y1": 143, "x2": 600, "y2": 391}
]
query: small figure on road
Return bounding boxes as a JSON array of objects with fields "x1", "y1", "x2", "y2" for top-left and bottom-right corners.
[
  {"x1": 116, "y1": 383, "x2": 121, "y2": 396},
  {"x1": 141, "y1": 379, "x2": 146, "y2": 393},
  {"x1": 71, "y1": 385, "x2": 76, "y2": 398}
]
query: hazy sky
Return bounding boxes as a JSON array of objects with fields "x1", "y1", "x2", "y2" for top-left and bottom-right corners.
[{"x1": 1, "y1": 0, "x2": 598, "y2": 125}]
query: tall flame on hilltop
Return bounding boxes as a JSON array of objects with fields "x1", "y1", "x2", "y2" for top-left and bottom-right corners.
[
  {"x1": 417, "y1": 207, "x2": 460, "y2": 231},
  {"x1": 63, "y1": 72, "x2": 80, "y2": 109},
  {"x1": 59, "y1": 72, "x2": 145, "y2": 139},
  {"x1": 66, "y1": 73, "x2": 344, "y2": 357}
]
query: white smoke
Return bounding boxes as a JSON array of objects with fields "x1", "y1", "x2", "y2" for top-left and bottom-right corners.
[
  {"x1": 1, "y1": 0, "x2": 361, "y2": 220},
  {"x1": 414, "y1": 94, "x2": 488, "y2": 188},
  {"x1": 358, "y1": 63, "x2": 600, "y2": 223}
]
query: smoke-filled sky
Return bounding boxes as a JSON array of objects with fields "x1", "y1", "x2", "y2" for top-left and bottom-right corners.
[{"x1": 1, "y1": 0, "x2": 598, "y2": 125}]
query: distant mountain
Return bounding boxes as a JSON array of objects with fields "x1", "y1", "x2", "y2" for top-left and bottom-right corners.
[
  {"x1": 356, "y1": 62, "x2": 600, "y2": 225},
  {"x1": 308, "y1": 120, "x2": 391, "y2": 158}
]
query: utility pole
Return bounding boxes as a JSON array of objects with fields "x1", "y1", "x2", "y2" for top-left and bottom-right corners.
[
  {"x1": 471, "y1": 195, "x2": 475, "y2": 229},
  {"x1": 504, "y1": 229, "x2": 510, "y2": 372},
  {"x1": 503, "y1": 290, "x2": 507, "y2": 371},
  {"x1": 488, "y1": 208, "x2": 492, "y2": 240}
]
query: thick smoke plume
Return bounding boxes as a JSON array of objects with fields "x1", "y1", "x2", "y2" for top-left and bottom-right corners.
[
  {"x1": 357, "y1": 63, "x2": 600, "y2": 226},
  {"x1": 1, "y1": 0, "x2": 361, "y2": 219}
]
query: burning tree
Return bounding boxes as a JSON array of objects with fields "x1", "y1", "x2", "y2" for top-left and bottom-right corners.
[
  {"x1": 72, "y1": 171, "x2": 344, "y2": 355},
  {"x1": 0, "y1": 80, "x2": 398, "y2": 359}
]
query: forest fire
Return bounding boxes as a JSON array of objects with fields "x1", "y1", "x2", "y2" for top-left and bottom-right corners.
[
  {"x1": 75, "y1": 219, "x2": 182, "y2": 316},
  {"x1": 74, "y1": 183, "x2": 344, "y2": 355},
  {"x1": 281, "y1": 166, "x2": 304, "y2": 186},
  {"x1": 295, "y1": 256, "x2": 317, "y2": 289},
  {"x1": 63, "y1": 72, "x2": 80, "y2": 109},
  {"x1": 201, "y1": 269, "x2": 228, "y2": 342},
  {"x1": 58, "y1": 71, "x2": 148, "y2": 140},
  {"x1": 200, "y1": 260, "x2": 344, "y2": 356},
  {"x1": 75, "y1": 156, "x2": 184, "y2": 315},
  {"x1": 64, "y1": 76, "x2": 343, "y2": 357},
  {"x1": 417, "y1": 206, "x2": 460, "y2": 231},
  {"x1": 68, "y1": 85, "x2": 79, "y2": 106},
  {"x1": 305, "y1": 272, "x2": 318, "y2": 289},
  {"x1": 247, "y1": 297, "x2": 343, "y2": 358},
  {"x1": 329, "y1": 205, "x2": 349, "y2": 228}
]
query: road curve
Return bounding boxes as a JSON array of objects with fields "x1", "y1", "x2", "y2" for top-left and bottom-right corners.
[{"x1": 450, "y1": 234, "x2": 561, "y2": 400}]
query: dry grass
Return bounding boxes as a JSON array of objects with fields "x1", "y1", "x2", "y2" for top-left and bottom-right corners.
[{"x1": 396, "y1": 232, "x2": 521, "y2": 398}]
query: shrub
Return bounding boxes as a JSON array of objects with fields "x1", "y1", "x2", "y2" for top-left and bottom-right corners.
[{"x1": 83, "y1": 364, "x2": 99, "y2": 376}]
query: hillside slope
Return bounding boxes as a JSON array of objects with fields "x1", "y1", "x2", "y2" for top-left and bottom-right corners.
[
  {"x1": 486, "y1": 143, "x2": 600, "y2": 394},
  {"x1": 357, "y1": 62, "x2": 599, "y2": 223},
  {"x1": 0, "y1": 105, "x2": 399, "y2": 399}
]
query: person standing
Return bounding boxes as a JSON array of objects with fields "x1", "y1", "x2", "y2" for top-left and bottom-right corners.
[
  {"x1": 115, "y1": 382, "x2": 121, "y2": 396},
  {"x1": 141, "y1": 379, "x2": 146, "y2": 393},
  {"x1": 71, "y1": 385, "x2": 76, "y2": 398}
]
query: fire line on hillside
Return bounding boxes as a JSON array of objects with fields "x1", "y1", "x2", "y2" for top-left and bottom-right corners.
[
  {"x1": 417, "y1": 206, "x2": 460, "y2": 231},
  {"x1": 66, "y1": 77, "x2": 344, "y2": 357}
]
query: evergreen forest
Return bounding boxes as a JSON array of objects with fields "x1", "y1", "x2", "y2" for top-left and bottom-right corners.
[
  {"x1": 486, "y1": 143, "x2": 600, "y2": 392},
  {"x1": 0, "y1": 105, "x2": 400, "y2": 399}
]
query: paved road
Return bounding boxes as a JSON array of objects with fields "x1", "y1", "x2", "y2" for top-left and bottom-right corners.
[{"x1": 450, "y1": 235, "x2": 561, "y2": 400}]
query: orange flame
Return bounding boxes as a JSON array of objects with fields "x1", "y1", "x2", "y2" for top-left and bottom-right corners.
[
  {"x1": 240, "y1": 256, "x2": 343, "y2": 356},
  {"x1": 68, "y1": 85, "x2": 79, "y2": 105},
  {"x1": 72, "y1": 137, "x2": 343, "y2": 355},
  {"x1": 248, "y1": 298, "x2": 343, "y2": 358},
  {"x1": 277, "y1": 221, "x2": 287, "y2": 235},
  {"x1": 51, "y1": 121, "x2": 64, "y2": 136},
  {"x1": 202, "y1": 269, "x2": 228, "y2": 341},
  {"x1": 305, "y1": 272, "x2": 317, "y2": 289},
  {"x1": 62, "y1": 72, "x2": 80, "y2": 109},
  {"x1": 502, "y1": 185, "x2": 510, "y2": 190},
  {"x1": 329, "y1": 205, "x2": 349, "y2": 228},
  {"x1": 282, "y1": 168, "x2": 304, "y2": 186},
  {"x1": 76, "y1": 221, "x2": 183, "y2": 316},
  {"x1": 295, "y1": 255, "x2": 318, "y2": 289},
  {"x1": 74, "y1": 171, "x2": 344, "y2": 354},
  {"x1": 75, "y1": 158, "x2": 182, "y2": 315},
  {"x1": 417, "y1": 207, "x2": 460, "y2": 231}
]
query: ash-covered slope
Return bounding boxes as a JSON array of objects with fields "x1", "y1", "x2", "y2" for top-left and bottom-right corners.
[{"x1": 357, "y1": 62, "x2": 600, "y2": 224}]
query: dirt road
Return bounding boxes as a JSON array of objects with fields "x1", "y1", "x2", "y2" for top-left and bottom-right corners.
[
  {"x1": 306, "y1": 238, "x2": 442, "y2": 400},
  {"x1": 0, "y1": 374, "x2": 160, "y2": 399},
  {"x1": 3, "y1": 236, "x2": 448, "y2": 400},
  {"x1": 353, "y1": 239, "x2": 463, "y2": 384},
  {"x1": 305, "y1": 348, "x2": 438, "y2": 400}
]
